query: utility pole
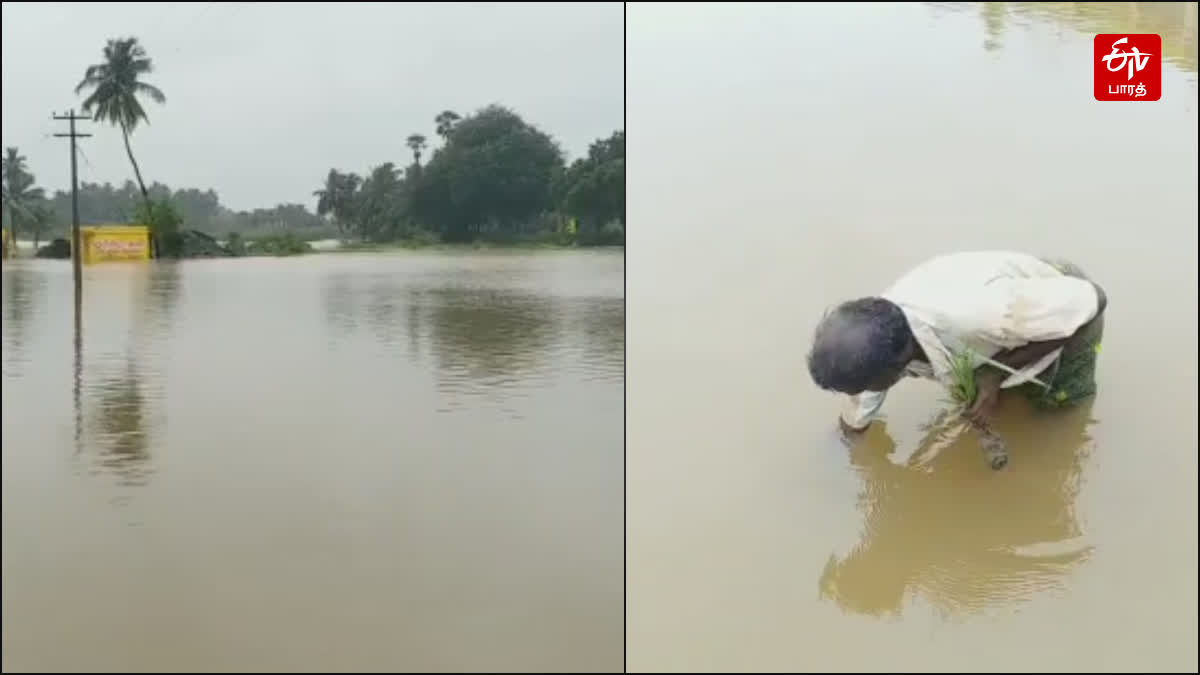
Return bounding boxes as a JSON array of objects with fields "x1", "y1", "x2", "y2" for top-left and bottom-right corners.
[{"x1": 53, "y1": 109, "x2": 91, "y2": 302}]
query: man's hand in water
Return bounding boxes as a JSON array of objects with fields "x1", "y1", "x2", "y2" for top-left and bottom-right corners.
[
  {"x1": 964, "y1": 369, "x2": 1005, "y2": 425},
  {"x1": 836, "y1": 417, "x2": 868, "y2": 447}
]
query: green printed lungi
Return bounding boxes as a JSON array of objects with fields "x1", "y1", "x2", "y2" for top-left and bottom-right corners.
[{"x1": 1020, "y1": 258, "x2": 1105, "y2": 410}]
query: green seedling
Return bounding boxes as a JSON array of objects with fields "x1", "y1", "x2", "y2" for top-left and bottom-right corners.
[{"x1": 943, "y1": 350, "x2": 979, "y2": 413}]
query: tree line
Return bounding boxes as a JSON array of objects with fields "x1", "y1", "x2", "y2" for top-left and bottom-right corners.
[
  {"x1": 316, "y1": 106, "x2": 624, "y2": 246},
  {"x1": 0, "y1": 169, "x2": 339, "y2": 249},
  {"x1": 2, "y1": 36, "x2": 623, "y2": 257}
]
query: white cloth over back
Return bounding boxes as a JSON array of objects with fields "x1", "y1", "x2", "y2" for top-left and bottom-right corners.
[{"x1": 841, "y1": 251, "x2": 1101, "y2": 430}]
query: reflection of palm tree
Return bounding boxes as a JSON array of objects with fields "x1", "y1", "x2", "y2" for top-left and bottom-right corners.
[
  {"x1": 144, "y1": 261, "x2": 182, "y2": 334},
  {"x1": 819, "y1": 399, "x2": 1096, "y2": 617},
  {"x1": 84, "y1": 262, "x2": 181, "y2": 487},
  {"x1": 981, "y1": 2, "x2": 1007, "y2": 52},
  {"x1": 941, "y1": 2, "x2": 1199, "y2": 72},
  {"x1": 91, "y1": 363, "x2": 152, "y2": 487}
]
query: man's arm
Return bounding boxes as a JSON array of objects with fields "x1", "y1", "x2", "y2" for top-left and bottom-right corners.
[
  {"x1": 965, "y1": 321, "x2": 1093, "y2": 423},
  {"x1": 966, "y1": 279, "x2": 1107, "y2": 424}
]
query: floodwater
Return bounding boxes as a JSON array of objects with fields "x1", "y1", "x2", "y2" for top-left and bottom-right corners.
[
  {"x1": 1, "y1": 251, "x2": 624, "y2": 672},
  {"x1": 627, "y1": 2, "x2": 1196, "y2": 673}
]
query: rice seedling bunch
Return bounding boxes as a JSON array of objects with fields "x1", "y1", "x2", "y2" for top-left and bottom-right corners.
[{"x1": 943, "y1": 350, "x2": 979, "y2": 413}]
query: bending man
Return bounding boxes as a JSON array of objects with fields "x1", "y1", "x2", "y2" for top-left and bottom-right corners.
[{"x1": 807, "y1": 251, "x2": 1107, "y2": 460}]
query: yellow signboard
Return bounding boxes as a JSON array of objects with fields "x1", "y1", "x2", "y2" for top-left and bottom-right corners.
[
  {"x1": 1, "y1": 227, "x2": 9, "y2": 259},
  {"x1": 77, "y1": 225, "x2": 151, "y2": 265}
]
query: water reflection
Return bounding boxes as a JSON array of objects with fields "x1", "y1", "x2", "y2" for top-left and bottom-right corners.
[
  {"x1": 417, "y1": 288, "x2": 565, "y2": 405},
  {"x1": 573, "y1": 296, "x2": 625, "y2": 379},
  {"x1": 405, "y1": 290, "x2": 422, "y2": 361},
  {"x1": 820, "y1": 400, "x2": 1097, "y2": 617},
  {"x1": 321, "y1": 272, "x2": 360, "y2": 342},
  {"x1": 88, "y1": 361, "x2": 151, "y2": 487},
  {"x1": 4, "y1": 253, "x2": 625, "y2": 672},
  {"x1": 73, "y1": 287, "x2": 82, "y2": 455},
  {"x1": 933, "y1": 1, "x2": 1199, "y2": 72},
  {"x1": 365, "y1": 278, "x2": 407, "y2": 355},
  {"x1": 79, "y1": 262, "x2": 182, "y2": 489},
  {"x1": 318, "y1": 261, "x2": 623, "y2": 416},
  {"x1": 982, "y1": 2, "x2": 1007, "y2": 51},
  {"x1": 2, "y1": 262, "x2": 45, "y2": 376},
  {"x1": 140, "y1": 261, "x2": 183, "y2": 337}
]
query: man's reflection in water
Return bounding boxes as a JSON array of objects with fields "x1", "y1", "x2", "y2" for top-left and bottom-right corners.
[{"x1": 820, "y1": 399, "x2": 1097, "y2": 617}]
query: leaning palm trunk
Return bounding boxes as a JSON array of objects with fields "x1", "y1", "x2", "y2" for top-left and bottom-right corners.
[
  {"x1": 120, "y1": 120, "x2": 149, "y2": 202},
  {"x1": 121, "y1": 120, "x2": 158, "y2": 258}
]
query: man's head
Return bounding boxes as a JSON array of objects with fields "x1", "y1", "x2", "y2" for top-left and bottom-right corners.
[{"x1": 807, "y1": 297, "x2": 915, "y2": 395}]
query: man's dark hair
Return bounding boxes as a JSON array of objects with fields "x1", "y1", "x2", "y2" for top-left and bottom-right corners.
[{"x1": 807, "y1": 297, "x2": 912, "y2": 394}]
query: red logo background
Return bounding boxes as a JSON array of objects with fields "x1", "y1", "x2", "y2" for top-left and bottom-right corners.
[{"x1": 1094, "y1": 33, "x2": 1161, "y2": 102}]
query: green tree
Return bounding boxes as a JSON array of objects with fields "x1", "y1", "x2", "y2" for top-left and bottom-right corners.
[
  {"x1": 351, "y1": 162, "x2": 407, "y2": 242},
  {"x1": 313, "y1": 169, "x2": 362, "y2": 235},
  {"x1": 1, "y1": 147, "x2": 46, "y2": 249},
  {"x1": 406, "y1": 134, "x2": 427, "y2": 168},
  {"x1": 74, "y1": 37, "x2": 166, "y2": 208},
  {"x1": 434, "y1": 110, "x2": 461, "y2": 139},
  {"x1": 25, "y1": 202, "x2": 56, "y2": 251},
  {"x1": 133, "y1": 198, "x2": 183, "y2": 258},
  {"x1": 226, "y1": 231, "x2": 245, "y2": 256},
  {"x1": 558, "y1": 130, "x2": 624, "y2": 244},
  {"x1": 413, "y1": 105, "x2": 565, "y2": 242}
]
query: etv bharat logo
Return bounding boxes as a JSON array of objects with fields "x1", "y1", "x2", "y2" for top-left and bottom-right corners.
[{"x1": 1094, "y1": 34, "x2": 1161, "y2": 101}]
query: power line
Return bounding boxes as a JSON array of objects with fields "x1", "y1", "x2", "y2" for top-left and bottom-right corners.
[{"x1": 76, "y1": 144, "x2": 97, "y2": 175}]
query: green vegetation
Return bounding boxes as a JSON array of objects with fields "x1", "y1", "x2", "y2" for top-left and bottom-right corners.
[
  {"x1": 32, "y1": 180, "x2": 339, "y2": 240},
  {"x1": 3, "y1": 35, "x2": 623, "y2": 259},
  {"x1": 133, "y1": 198, "x2": 182, "y2": 258},
  {"x1": 75, "y1": 36, "x2": 166, "y2": 251},
  {"x1": 944, "y1": 351, "x2": 980, "y2": 411},
  {"x1": 242, "y1": 232, "x2": 312, "y2": 257},
  {"x1": 316, "y1": 105, "x2": 624, "y2": 248},
  {"x1": 2, "y1": 147, "x2": 50, "y2": 250}
]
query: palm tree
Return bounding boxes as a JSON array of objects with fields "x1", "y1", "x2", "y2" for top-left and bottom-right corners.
[
  {"x1": 434, "y1": 110, "x2": 460, "y2": 139},
  {"x1": 313, "y1": 169, "x2": 361, "y2": 235},
  {"x1": 1, "y1": 147, "x2": 46, "y2": 250},
  {"x1": 74, "y1": 37, "x2": 166, "y2": 206},
  {"x1": 406, "y1": 134, "x2": 427, "y2": 167},
  {"x1": 27, "y1": 203, "x2": 56, "y2": 252}
]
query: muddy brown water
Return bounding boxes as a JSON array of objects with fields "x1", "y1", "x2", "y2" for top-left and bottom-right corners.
[
  {"x1": 627, "y1": 2, "x2": 1196, "y2": 672},
  {"x1": 1, "y1": 251, "x2": 624, "y2": 672}
]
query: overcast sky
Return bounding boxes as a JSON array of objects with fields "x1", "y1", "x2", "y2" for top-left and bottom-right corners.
[{"x1": 1, "y1": 2, "x2": 623, "y2": 211}]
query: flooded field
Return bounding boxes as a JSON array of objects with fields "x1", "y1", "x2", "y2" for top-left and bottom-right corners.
[
  {"x1": 627, "y1": 2, "x2": 1197, "y2": 672},
  {"x1": 1, "y1": 251, "x2": 624, "y2": 672}
]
